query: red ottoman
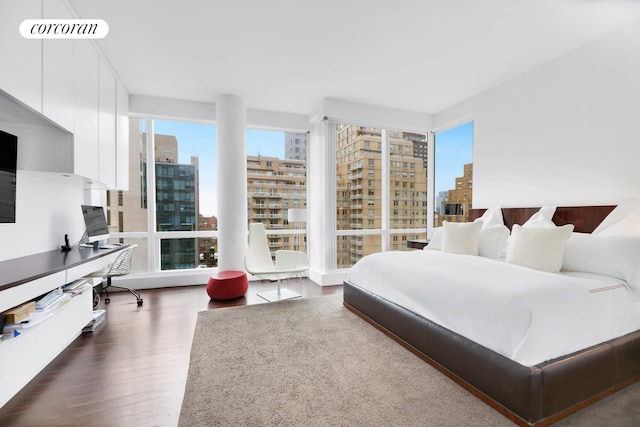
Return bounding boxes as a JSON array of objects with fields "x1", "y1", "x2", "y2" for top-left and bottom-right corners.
[{"x1": 206, "y1": 270, "x2": 248, "y2": 300}]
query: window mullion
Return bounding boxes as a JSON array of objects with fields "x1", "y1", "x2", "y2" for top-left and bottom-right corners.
[
  {"x1": 146, "y1": 119, "x2": 160, "y2": 273},
  {"x1": 381, "y1": 129, "x2": 390, "y2": 251},
  {"x1": 427, "y1": 131, "x2": 435, "y2": 238}
]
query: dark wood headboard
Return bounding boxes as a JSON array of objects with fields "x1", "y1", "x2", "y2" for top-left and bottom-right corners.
[{"x1": 468, "y1": 205, "x2": 615, "y2": 233}]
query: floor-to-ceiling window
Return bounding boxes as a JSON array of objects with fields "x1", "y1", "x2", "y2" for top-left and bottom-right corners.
[
  {"x1": 106, "y1": 115, "x2": 471, "y2": 280},
  {"x1": 105, "y1": 117, "x2": 148, "y2": 273},
  {"x1": 335, "y1": 124, "x2": 381, "y2": 268},
  {"x1": 388, "y1": 130, "x2": 428, "y2": 250},
  {"x1": 247, "y1": 129, "x2": 307, "y2": 259},
  {"x1": 107, "y1": 117, "x2": 217, "y2": 273},
  {"x1": 433, "y1": 121, "x2": 474, "y2": 227},
  {"x1": 334, "y1": 123, "x2": 427, "y2": 268}
]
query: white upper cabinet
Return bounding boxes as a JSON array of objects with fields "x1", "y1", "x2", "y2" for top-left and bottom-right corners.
[
  {"x1": 99, "y1": 58, "x2": 117, "y2": 188},
  {"x1": 0, "y1": 1, "x2": 128, "y2": 187},
  {"x1": 42, "y1": 0, "x2": 75, "y2": 132},
  {"x1": 0, "y1": 0, "x2": 42, "y2": 113},
  {"x1": 116, "y1": 80, "x2": 130, "y2": 190},
  {"x1": 73, "y1": 40, "x2": 100, "y2": 182}
]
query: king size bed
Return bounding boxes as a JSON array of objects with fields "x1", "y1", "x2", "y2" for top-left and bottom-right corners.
[{"x1": 343, "y1": 204, "x2": 640, "y2": 426}]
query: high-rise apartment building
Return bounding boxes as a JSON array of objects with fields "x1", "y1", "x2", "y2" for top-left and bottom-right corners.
[
  {"x1": 435, "y1": 163, "x2": 473, "y2": 226},
  {"x1": 107, "y1": 119, "x2": 203, "y2": 271},
  {"x1": 335, "y1": 125, "x2": 427, "y2": 268},
  {"x1": 154, "y1": 153, "x2": 199, "y2": 270},
  {"x1": 198, "y1": 215, "x2": 218, "y2": 267},
  {"x1": 246, "y1": 155, "x2": 307, "y2": 256},
  {"x1": 404, "y1": 132, "x2": 428, "y2": 170},
  {"x1": 284, "y1": 132, "x2": 307, "y2": 160},
  {"x1": 435, "y1": 190, "x2": 448, "y2": 214}
]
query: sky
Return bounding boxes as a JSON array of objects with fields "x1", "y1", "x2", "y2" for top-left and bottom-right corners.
[
  {"x1": 145, "y1": 120, "x2": 473, "y2": 217},
  {"x1": 434, "y1": 121, "x2": 474, "y2": 195},
  {"x1": 148, "y1": 120, "x2": 285, "y2": 217}
]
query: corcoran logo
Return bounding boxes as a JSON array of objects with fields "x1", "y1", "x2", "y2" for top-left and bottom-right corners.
[{"x1": 20, "y1": 19, "x2": 109, "y2": 39}]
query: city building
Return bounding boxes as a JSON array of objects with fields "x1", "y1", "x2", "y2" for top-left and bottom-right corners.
[
  {"x1": 336, "y1": 125, "x2": 427, "y2": 267},
  {"x1": 435, "y1": 190, "x2": 448, "y2": 215},
  {"x1": 107, "y1": 121, "x2": 202, "y2": 270},
  {"x1": 284, "y1": 132, "x2": 307, "y2": 160},
  {"x1": 198, "y1": 215, "x2": 218, "y2": 267},
  {"x1": 246, "y1": 155, "x2": 307, "y2": 256},
  {"x1": 405, "y1": 132, "x2": 428, "y2": 170},
  {"x1": 435, "y1": 163, "x2": 473, "y2": 226}
]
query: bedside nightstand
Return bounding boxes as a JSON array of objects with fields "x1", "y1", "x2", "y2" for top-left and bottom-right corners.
[{"x1": 407, "y1": 239, "x2": 429, "y2": 250}]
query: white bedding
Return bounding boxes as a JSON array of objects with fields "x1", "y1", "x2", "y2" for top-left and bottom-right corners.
[{"x1": 347, "y1": 250, "x2": 640, "y2": 366}]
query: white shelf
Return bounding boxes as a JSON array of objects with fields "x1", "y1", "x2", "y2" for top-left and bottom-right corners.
[
  {"x1": 0, "y1": 289, "x2": 93, "y2": 407},
  {"x1": 0, "y1": 246, "x2": 123, "y2": 409}
]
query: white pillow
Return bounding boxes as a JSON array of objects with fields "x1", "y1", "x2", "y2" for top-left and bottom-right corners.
[
  {"x1": 506, "y1": 224, "x2": 574, "y2": 273},
  {"x1": 478, "y1": 225, "x2": 510, "y2": 258},
  {"x1": 474, "y1": 205, "x2": 504, "y2": 227},
  {"x1": 425, "y1": 227, "x2": 443, "y2": 250},
  {"x1": 597, "y1": 208, "x2": 640, "y2": 236},
  {"x1": 522, "y1": 206, "x2": 557, "y2": 228},
  {"x1": 593, "y1": 198, "x2": 640, "y2": 234},
  {"x1": 501, "y1": 206, "x2": 557, "y2": 257},
  {"x1": 441, "y1": 220, "x2": 483, "y2": 255},
  {"x1": 428, "y1": 223, "x2": 509, "y2": 257},
  {"x1": 563, "y1": 233, "x2": 640, "y2": 300}
]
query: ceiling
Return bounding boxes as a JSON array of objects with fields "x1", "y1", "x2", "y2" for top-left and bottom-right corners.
[{"x1": 67, "y1": 0, "x2": 640, "y2": 116}]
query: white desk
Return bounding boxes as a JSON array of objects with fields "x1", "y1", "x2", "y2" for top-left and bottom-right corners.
[{"x1": 0, "y1": 245, "x2": 126, "y2": 407}]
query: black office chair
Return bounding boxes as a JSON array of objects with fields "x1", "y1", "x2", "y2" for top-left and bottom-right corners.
[{"x1": 88, "y1": 244, "x2": 143, "y2": 306}]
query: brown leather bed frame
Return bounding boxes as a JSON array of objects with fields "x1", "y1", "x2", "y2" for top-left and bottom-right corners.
[{"x1": 343, "y1": 205, "x2": 640, "y2": 426}]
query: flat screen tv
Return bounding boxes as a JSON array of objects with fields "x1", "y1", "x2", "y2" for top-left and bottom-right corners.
[
  {"x1": 0, "y1": 130, "x2": 17, "y2": 223},
  {"x1": 80, "y1": 205, "x2": 110, "y2": 244}
]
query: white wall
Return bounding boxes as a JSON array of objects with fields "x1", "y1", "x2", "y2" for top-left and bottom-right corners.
[
  {"x1": 435, "y1": 21, "x2": 640, "y2": 208},
  {"x1": 0, "y1": 171, "x2": 86, "y2": 261},
  {"x1": 0, "y1": 111, "x2": 92, "y2": 262}
]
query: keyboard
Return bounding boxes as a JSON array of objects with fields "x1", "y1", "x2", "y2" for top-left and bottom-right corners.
[{"x1": 99, "y1": 243, "x2": 122, "y2": 249}]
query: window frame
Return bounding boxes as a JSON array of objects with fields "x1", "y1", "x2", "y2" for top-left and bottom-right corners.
[{"x1": 108, "y1": 118, "x2": 219, "y2": 273}]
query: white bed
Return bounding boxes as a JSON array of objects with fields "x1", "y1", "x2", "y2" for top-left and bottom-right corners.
[
  {"x1": 348, "y1": 249, "x2": 640, "y2": 366},
  {"x1": 343, "y1": 203, "x2": 640, "y2": 425}
]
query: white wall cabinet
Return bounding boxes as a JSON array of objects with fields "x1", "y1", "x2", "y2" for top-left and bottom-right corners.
[
  {"x1": 116, "y1": 80, "x2": 130, "y2": 190},
  {"x1": 73, "y1": 40, "x2": 100, "y2": 183},
  {"x1": 0, "y1": 1, "x2": 129, "y2": 189},
  {"x1": 99, "y1": 58, "x2": 117, "y2": 188},
  {"x1": 0, "y1": 0, "x2": 42, "y2": 113},
  {"x1": 42, "y1": 0, "x2": 75, "y2": 132}
]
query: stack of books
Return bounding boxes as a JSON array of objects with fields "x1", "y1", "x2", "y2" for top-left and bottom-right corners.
[
  {"x1": 82, "y1": 309, "x2": 106, "y2": 333},
  {"x1": 1, "y1": 281, "x2": 95, "y2": 341},
  {"x1": 63, "y1": 278, "x2": 91, "y2": 296}
]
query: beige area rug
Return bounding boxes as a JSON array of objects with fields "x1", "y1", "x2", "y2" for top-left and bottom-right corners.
[{"x1": 179, "y1": 295, "x2": 640, "y2": 426}]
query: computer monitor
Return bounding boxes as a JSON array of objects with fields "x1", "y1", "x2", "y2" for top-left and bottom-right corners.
[{"x1": 80, "y1": 205, "x2": 110, "y2": 244}]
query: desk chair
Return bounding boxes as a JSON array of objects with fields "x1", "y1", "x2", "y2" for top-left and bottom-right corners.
[
  {"x1": 245, "y1": 223, "x2": 309, "y2": 302},
  {"x1": 87, "y1": 244, "x2": 143, "y2": 306}
]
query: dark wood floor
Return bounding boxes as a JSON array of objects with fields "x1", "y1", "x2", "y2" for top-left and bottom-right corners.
[{"x1": 0, "y1": 279, "x2": 342, "y2": 427}]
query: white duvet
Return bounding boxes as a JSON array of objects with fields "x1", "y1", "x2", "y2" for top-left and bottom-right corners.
[{"x1": 347, "y1": 250, "x2": 640, "y2": 366}]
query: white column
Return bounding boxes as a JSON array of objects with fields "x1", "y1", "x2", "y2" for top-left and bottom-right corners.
[
  {"x1": 307, "y1": 119, "x2": 338, "y2": 284},
  {"x1": 216, "y1": 95, "x2": 247, "y2": 271}
]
